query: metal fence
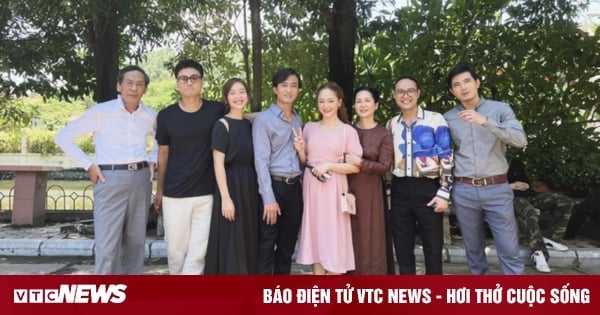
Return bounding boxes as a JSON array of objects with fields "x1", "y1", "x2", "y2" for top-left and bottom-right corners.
[
  {"x1": 0, "y1": 188, "x2": 13, "y2": 211},
  {"x1": 0, "y1": 184, "x2": 95, "y2": 211}
]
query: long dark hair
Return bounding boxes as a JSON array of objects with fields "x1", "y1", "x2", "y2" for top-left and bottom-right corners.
[
  {"x1": 316, "y1": 81, "x2": 349, "y2": 124},
  {"x1": 221, "y1": 78, "x2": 250, "y2": 113}
]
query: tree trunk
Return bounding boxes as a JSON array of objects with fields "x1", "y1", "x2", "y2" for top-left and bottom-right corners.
[
  {"x1": 91, "y1": 0, "x2": 120, "y2": 103},
  {"x1": 242, "y1": 0, "x2": 251, "y2": 103},
  {"x1": 249, "y1": 0, "x2": 262, "y2": 112},
  {"x1": 327, "y1": 0, "x2": 356, "y2": 121}
]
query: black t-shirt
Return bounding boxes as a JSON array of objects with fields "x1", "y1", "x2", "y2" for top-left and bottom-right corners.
[{"x1": 156, "y1": 100, "x2": 225, "y2": 197}]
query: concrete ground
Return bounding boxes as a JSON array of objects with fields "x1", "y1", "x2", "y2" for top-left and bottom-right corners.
[
  {"x1": 1, "y1": 221, "x2": 599, "y2": 275},
  {"x1": 0, "y1": 256, "x2": 597, "y2": 275}
]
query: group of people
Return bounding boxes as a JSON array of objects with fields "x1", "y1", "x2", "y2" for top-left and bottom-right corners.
[{"x1": 55, "y1": 60, "x2": 595, "y2": 276}]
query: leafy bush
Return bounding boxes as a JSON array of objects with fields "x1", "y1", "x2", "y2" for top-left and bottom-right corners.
[
  {"x1": 75, "y1": 134, "x2": 95, "y2": 153},
  {"x1": 0, "y1": 98, "x2": 38, "y2": 131},
  {"x1": 0, "y1": 129, "x2": 95, "y2": 155},
  {"x1": 0, "y1": 131, "x2": 21, "y2": 153},
  {"x1": 356, "y1": 0, "x2": 600, "y2": 196},
  {"x1": 510, "y1": 123, "x2": 600, "y2": 197},
  {"x1": 23, "y1": 129, "x2": 61, "y2": 155},
  {"x1": 27, "y1": 96, "x2": 87, "y2": 131}
]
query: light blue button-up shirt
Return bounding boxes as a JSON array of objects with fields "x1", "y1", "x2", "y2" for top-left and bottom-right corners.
[
  {"x1": 55, "y1": 95, "x2": 157, "y2": 171},
  {"x1": 252, "y1": 104, "x2": 303, "y2": 204}
]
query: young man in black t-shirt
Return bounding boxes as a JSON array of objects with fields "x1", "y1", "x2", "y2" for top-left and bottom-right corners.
[{"x1": 154, "y1": 59, "x2": 225, "y2": 274}]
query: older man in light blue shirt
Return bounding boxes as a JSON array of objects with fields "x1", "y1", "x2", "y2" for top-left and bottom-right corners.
[{"x1": 56, "y1": 65, "x2": 157, "y2": 274}]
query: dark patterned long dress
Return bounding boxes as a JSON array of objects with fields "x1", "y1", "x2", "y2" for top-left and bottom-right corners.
[{"x1": 348, "y1": 125, "x2": 394, "y2": 274}]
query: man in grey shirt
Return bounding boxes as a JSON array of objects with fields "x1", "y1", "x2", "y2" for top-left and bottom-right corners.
[
  {"x1": 443, "y1": 63, "x2": 527, "y2": 275},
  {"x1": 252, "y1": 68, "x2": 304, "y2": 274}
]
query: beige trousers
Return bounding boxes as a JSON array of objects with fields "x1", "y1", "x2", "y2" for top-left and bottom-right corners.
[{"x1": 162, "y1": 195, "x2": 213, "y2": 275}]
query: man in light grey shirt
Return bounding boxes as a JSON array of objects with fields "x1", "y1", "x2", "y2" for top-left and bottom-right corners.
[
  {"x1": 443, "y1": 63, "x2": 527, "y2": 275},
  {"x1": 252, "y1": 68, "x2": 304, "y2": 274}
]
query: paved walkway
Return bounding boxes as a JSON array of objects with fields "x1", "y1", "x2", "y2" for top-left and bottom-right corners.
[
  {"x1": 0, "y1": 256, "x2": 593, "y2": 275},
  {"x1": 1, "y1": 221, "x2": 599, "y2": 274}
]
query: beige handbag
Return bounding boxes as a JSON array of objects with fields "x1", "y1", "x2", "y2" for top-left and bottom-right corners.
[{"x1": 340, "y1": 191, "x2": 356, "y2": 215}]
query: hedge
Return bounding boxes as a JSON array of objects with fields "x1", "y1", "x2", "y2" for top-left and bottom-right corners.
[{"x1": 0, "y1": 129, "x2": 94, "y2": 154}]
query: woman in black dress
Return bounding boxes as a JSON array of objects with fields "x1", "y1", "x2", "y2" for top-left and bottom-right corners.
[{"x1": 206, "y1": 78, "x2": 259, "y2": 274}]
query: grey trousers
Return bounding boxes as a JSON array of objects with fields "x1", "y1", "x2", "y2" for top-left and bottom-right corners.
[
  {"x1": 452, "y1": 182, "x2": 524, "y2": 275},
  {"x1": 93, "y1": 168, "x2": 151, "y2": 274}
]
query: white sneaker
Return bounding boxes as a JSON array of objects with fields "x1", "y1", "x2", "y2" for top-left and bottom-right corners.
[
  {"x1": 543, "y1": 237, "x2": 569, "y2": 251},
  {"x1": 531, "y1": 250, "x2": 551, "y2": 273}
]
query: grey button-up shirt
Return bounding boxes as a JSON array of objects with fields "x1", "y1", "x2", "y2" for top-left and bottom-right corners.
[
  {"x1": 443, "y1": 97, "x2": 527, "y2": 178},
  {"x1": 252, "y1": 104, "x2": 304, "y2": 204}
]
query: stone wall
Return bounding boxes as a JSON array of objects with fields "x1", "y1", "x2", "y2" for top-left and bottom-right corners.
[
  {"x1": 0, "y1": 153, "x2": 89, "y2": 181},
  {"x1": 0, "y1": 169, "x2": 88, "y2": 181}
]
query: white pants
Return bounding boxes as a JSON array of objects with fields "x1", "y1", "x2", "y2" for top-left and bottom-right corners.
[{"x1": 162, "y1": 195, "x2": 213, "y2": 275}]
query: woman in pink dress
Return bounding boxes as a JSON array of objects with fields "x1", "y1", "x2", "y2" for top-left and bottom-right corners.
[{"x1": 294, "y1": 82, "x2": 363, "y2": 275}]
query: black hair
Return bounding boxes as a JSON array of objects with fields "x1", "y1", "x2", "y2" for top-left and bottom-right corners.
[
  {"x1": 353, "y1": 86, "x2": 380, "y2": 104},
  {"x1": 393, "y1": 75, "x2": 420, "y2": 90},
  {"x1": 446, "y1": 63, "x2": 479, "y2": 90},
  {"x1": 174, "y1": 59, "x2": 204, "y2": 79},
  {"x1": 117, "y1": 65, "x2": 150, "y2": 86},
  {"x1": 271, "y1": 68, "x2": 302, "y2": 88},
  {"x1": 221, "y1": 78, "x2": 250, "y2": 114}
]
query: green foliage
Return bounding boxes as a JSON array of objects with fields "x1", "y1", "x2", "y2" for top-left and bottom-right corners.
[
  {"x1": 25, "y1": 96, "x2": 87, "y2": 131},
  {"x1": 138, "y1": 48, "x2": 178, "y2": 110},
  {"x1": 75, "y1": 135, "x2": 95, "y2": 154},
  {"x1": 0, "y1": 97, "x2": 38, "y2": 131},
  {"x1": 2, "y1": 0, "x2": 599, "y2": 193},
  {"x1": 259, "y1": 0, "x2": 329, "y2": 121},
  {"x1": 22, "y1": 129, "x2": 61, "y2": 155},
  {"x1": 1, "y1": 0, "x2": 206, "y2": 100},
  {"x1": 510, "y1": 124, "x2": 600, "y2": 196},
  {"x1": 1, "y1": 1, "x2": 94, "y2": 100},
  {"x1": 166, "y1": 1, "x2": 253, "y2": 102},
  {"x1": 176, "y1": 41, "x2": 247, "y2": 102},
  {"x1": 0, "y1": 131, "x2": 20, "y2": 153},
  {"x1": 355, "y1": 0, "x2": 599, "y2": 193},
  {"x1": 0, "y1": 129, "x2": 95, "y2": 155},
  {"x1": 143, "y1": 79, "x2": 177, "y2": 111},
  {"x1": 140, "y1": 49, "x2": 176, "y2": 82}
]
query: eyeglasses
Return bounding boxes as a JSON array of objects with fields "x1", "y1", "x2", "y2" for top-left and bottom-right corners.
[
  {"x1": 177, "y1": 75, "x2": 202, "y2": 84},
  {"x1": 394, "y1": 88, "x2": 418, "y2": 97}
]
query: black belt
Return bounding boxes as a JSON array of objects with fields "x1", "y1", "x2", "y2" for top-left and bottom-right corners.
[
  {"x1": 271, "y1": 175, "x2": 301, "y2": 185},
  {"x1": 98, "y1": 161, "x2": 149, "y2": 171}
]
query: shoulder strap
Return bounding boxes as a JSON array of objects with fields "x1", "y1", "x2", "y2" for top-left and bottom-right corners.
[
  {"x1": 342, "y1": 124, "x2": 348, "y2": 155},
  {"x1": 219, "y1": 118, "x2": 229, "y2": 132},
  {"x1": 340, "y1": 124, "x2": 350, "y2": 194}
]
